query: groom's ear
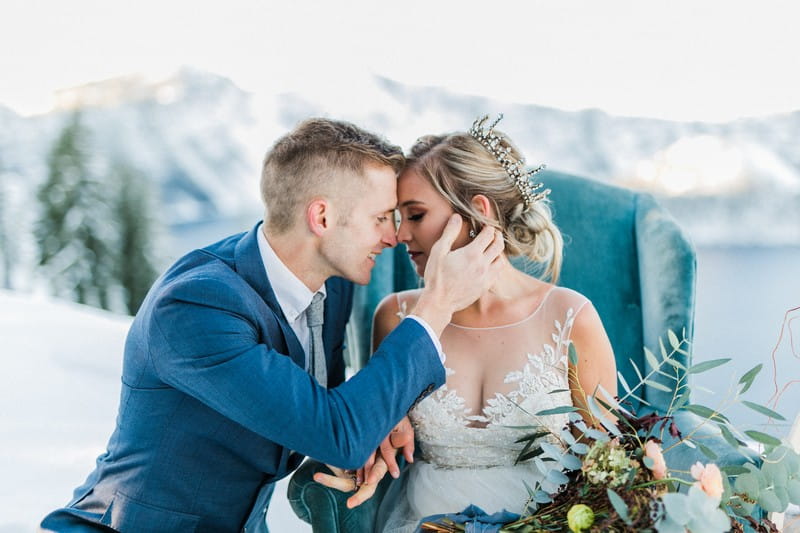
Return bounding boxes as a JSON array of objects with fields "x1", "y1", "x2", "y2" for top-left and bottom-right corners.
[
  {"x1": 306, "y1": 198, "x2": 331, "y2": 236},
  {"x1": 470, "y1": 194, "x2": 495, "y2": 220}
]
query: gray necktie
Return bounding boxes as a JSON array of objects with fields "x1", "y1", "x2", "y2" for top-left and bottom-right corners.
[{"x1": 307, "y1": 292, "x2": 327, "y2": 387}]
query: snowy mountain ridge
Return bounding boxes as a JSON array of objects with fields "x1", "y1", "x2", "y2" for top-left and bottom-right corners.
[{"x1": 1, "y1": 68, "x2": 798, "y2": 248}]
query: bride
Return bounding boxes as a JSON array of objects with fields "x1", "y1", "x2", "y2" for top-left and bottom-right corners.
[{"x1": 320, "y1": 116, "x2": 617, "y2": 532}]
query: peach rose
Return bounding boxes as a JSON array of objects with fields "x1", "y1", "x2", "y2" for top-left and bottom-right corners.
[
  {"x1": 643, "y1": 440, "x2": 667, "y2": 480},
  {"x1": 691, "y1": 462, "x2": 724, "y2": 502}
]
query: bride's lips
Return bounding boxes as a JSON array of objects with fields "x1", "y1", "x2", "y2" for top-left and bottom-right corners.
[{"x1": 408, "y1": 251, "x2": 423, "y2": 262}]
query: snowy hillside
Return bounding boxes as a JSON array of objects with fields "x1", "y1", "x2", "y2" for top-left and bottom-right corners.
[
  {"x1": 0, "y1": 290, "x2": 308, "y2": 532},
  {"x1": 1, "y1": 68, "x2": 799, "y2": 251}
]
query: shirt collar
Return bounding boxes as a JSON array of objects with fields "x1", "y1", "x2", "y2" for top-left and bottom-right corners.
[{"x1": 257, "y1": 226, "x2": 326, "y2": 323}]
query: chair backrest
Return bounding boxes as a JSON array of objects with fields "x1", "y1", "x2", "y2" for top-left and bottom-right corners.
[{"x1": 345, "y1": 170, "x2": 696, "y2": 414}]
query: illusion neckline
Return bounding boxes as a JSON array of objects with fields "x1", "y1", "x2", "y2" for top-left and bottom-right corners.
[{"x1": 448, "y1": 286, "x2": 557, "y2": 331}]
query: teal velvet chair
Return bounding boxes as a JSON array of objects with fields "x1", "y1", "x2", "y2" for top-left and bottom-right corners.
[{"x1": 287, "y1": 170, "x2": 746, "y2": 532}]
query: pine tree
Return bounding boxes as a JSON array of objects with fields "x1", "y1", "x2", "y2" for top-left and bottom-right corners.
[
  {"x1": 36, "y1": 113, "x2": 116, "y2": 309},
  {"x1": 111, "y1": 162, "x2": 159, "y2": 314}
]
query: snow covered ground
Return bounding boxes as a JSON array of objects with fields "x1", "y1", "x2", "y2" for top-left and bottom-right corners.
[{"x1": 0, "y1": 289, "x2": 309, "y2": 532}]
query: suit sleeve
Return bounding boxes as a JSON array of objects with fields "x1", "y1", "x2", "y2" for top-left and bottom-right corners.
[{"x1": 148, "y1": 275, "x2": 444, "y2": 469}]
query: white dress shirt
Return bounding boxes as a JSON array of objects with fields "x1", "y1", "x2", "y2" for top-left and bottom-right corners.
[
  {"x1": 257, "y1": 226, "x2": 445, "y2": 366},
  {"x1": 257, "y1": 228, "x2": 325, "y2": 371}
]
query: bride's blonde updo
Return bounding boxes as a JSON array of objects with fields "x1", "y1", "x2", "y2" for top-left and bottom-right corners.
[{"x1": 406, "y1": 131, "x2": 563, "y2": 282}]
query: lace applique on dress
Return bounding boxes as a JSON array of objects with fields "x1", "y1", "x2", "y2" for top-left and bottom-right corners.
[{"x1": 407, "y1": 287, "x2": 589, "y2": 469}]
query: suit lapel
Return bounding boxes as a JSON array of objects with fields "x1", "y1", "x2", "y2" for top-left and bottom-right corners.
[
  {"x1": 233, "y1": 222, "x2": 306, "y2": 369},
  {"x1": 322, "y1": 279, "x2": 341, "y2": 359}
]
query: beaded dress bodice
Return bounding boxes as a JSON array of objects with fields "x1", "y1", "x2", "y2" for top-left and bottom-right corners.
[{"x1": 400, "y1": 287, "x2": 588, "y2": 469}]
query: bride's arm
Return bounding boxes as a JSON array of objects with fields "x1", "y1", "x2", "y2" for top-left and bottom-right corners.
[
  {"x1": 370, "y1": 294, "x2": 416, "y2": 478},
  {"x1": 567, "y1": 302, "x2": 618, "y2": 429}
]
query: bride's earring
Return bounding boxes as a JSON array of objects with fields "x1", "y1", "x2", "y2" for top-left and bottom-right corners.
[{"x1": 469, "y1": 229, "x2": 476, "y2": 239}]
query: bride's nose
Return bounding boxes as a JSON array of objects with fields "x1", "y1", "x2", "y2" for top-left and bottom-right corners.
[{"x1": 395, "y1": 217, "x2": 411, "y2": 244}]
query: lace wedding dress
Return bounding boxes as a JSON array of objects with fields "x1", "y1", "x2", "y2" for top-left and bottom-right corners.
[{"x1": 377, "y1": 287, "x2": 589, "y2": 533}]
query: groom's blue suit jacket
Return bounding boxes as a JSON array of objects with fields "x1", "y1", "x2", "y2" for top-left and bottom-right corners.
[{"x1": 42, "y1": 223, "x2": 445, "y2": 532}]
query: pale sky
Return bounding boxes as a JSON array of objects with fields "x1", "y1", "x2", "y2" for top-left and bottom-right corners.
[{"x1": 2, "y1": 0, "x2": 799, "y2": 121}]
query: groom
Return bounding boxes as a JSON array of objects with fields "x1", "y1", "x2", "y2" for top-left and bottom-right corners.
[{"x1": 41, "y1": 118, "x2": 503, "y2": 532}]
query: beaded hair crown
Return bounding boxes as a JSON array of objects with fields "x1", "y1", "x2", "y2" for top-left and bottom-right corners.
[{"x1": 468, "y1": 114, "x2": 549, "y2": 210}]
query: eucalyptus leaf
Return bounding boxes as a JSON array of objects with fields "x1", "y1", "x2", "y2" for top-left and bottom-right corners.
[
  {"x1": 559, "y1": 453, "x2": 582, "y2": 471},
  {"x1": 644, "y1": 379, "x2": 672, "y2": 393},
  {"x1": 720, "y1": 465, "x2": 750, "y2": 476},
  {"x1": 741, "y1": 400, "x2": 786, "y2": 421},
  {"x1": 744, "y1": 429, "x2": 782, "y2": 447},
  {"x1": 516, "y1": 447, "x2": 544, "y2": 464},
  {"x1": 697, "y1": 442, "x2": 718, "y2": 460},
  {"x1": 617, "y1": 371, "x2": 632, "y2": 394},
  {"x1": 546, "y1": 468, "x2": 570, "y2": 486},
  {"x1": 560, "y1": 428, "x2": 576, "y2": 446},
  {"x1": 656, "y1": 512, "x2": 689, "y2": 533},
  {"x1": 630, "y1": 358, "x2": 644, "y2": 382},
  {"x1": 672, "y1": 392, "x2": 690, "y2": 410},
  {"x1": 687, "y1": 508, "x2": 732, "y2": 533},
  {"x1": 738, "y1": 363, "x2": 763, "y2": 394},
  {"x1": 535, "y1": 405, "x2": 578, "y2": 416},
  {"x1": 643, "y1": 456, "x2": 654, "y2": 468},
  {"x1": 684, "y1": 404, "x2": 729, "y2": 422},
  {"x1": 583, "y1": 427, "x2": 610, "y2": 442},
  {"x1": 607, "y1": 488, "x2": 632, "y2": 525},
  {"x1": 659, "y1": 337, "x2": 668, "y2": 360},
  {"x1": 664, "y1": 356, "x2": 687, "y2": 372},
  {"x1": 587, "y1": 395, "x2": 620, "y2": 436},
  {"x1": 687, "y1": 358, "x2": 731, "y2": 374},
  {"x1": 570, "y1": 442, "x2": 590, "y2": 455},
  {"x1": 735, "y1": 472, "x2": 762, "y2": 496},
  {"x1": 540, "y1": 442, "x2": 564, "y2": 461},
  {"x1": 661, "y1": 493, "x2": 690, "y2": 526},
  {"x1": 547, "y1": 388, "x2": 570, "y2": 395},
  {"x1": 667, "y1": 329, "x2": 681, "y2": 350},
  {"x1": 718, "y1": 424, "x2": 745, "y2": 448},
  {"x1": 514, "y1": 431, "x2": 550, "y2": 442},
  {"x1": 568, "y1": 342, "x2": 578, "y2": 366},
  {"x1": 758, "y1": 489, "x2": 784, "y2": 512},
  {"x1": 533, "y1": 489, "x2": 552, "y2": 503},
  {"x1": 644, "y1": 347, "x2": 659, "y2": 372},
  {"x1": 761, "y1": 458, "x2": 787, "y2": 487},
  {"x1": 775, "y1": 486, "x2": 790, "y2": 510},
  {"x1": 533, "y1": 457, "x2": 549, "y2": 475},
  {"x1": 787, "y1": 478, "x2": 800, "y2": 504}
]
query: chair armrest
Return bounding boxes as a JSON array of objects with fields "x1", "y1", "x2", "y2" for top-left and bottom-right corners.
[
  {"x1": 634, "y1": 193, "x2": 697, "y2": 410},
  {"x1": 288, "y1": 459, "x2": 389, "y2": 533}
]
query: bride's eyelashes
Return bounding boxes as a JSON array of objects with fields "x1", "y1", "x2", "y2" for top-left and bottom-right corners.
[{"x1": 407, "y1": 213, "x2": 424, "y2": 222}]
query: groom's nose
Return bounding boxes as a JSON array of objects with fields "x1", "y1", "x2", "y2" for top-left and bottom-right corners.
[{"x1": 381, "y1": 223, "x2": 397, "y2": 248}]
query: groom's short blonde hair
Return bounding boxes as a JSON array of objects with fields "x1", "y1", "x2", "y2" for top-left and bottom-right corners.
[{"x1": 261, "y1": 118, "x2": 405, "y2": 233}]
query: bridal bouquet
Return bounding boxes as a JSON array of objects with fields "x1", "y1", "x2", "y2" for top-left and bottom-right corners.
[{"x1": 422, "y1": 327, "x2": 799, "y2": 533}]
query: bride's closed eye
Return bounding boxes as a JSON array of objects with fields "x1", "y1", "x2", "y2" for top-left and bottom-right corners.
[{"x1": 407, "y1": 213, "x2": 424, "y2": 222}]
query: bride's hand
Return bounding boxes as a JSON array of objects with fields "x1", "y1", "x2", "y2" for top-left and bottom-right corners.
[
  {"x1": 377, "y1": 416, "x2": 415, "y2": 480},
  {"x1": 313, "y1": 458, "x2": 389, "y2": 508}
]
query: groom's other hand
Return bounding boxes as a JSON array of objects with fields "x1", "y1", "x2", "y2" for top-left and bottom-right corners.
[
  {"x1": 376, "y1": 416, "x2": 414, "y2": 481},
  {"x1": 413, "y1": 215, "x2": 504, "y2": 335}
]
